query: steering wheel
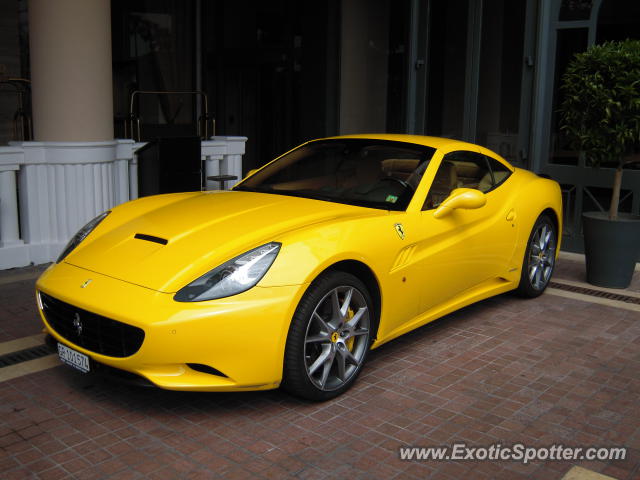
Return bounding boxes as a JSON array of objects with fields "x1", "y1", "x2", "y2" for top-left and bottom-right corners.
[{"x1": 377, "y1": 176, "x2": 413, "y2": 191}]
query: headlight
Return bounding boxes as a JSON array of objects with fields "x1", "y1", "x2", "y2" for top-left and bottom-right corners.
[
  {"x1": 174, "y1": 242, "x2": 281, "y2": 302},
  {"x1": 56, "y1": 211, "x2": 110, "y2": 263}
]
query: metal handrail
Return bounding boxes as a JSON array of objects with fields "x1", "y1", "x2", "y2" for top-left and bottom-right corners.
[
  {"x1": 126, "y1": 90, "x2": 215, "y2": 141},
  {"x1": 0, "y1": 78, "x2": 32, "y2": 141}
]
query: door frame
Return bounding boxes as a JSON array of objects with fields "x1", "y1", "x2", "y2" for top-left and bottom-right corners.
[{"x1": 415, "y1": 0, "x2": 537, "y2": 170}]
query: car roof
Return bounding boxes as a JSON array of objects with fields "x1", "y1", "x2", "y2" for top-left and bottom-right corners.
[
  {"x1": 323, "y1": 133, "x2": 469, "y2": 150},
  {"x1": 319, "y1": 133, "x2": 514, "y2": 171}
]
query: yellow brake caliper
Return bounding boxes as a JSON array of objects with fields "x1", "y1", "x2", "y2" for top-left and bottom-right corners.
[{"x1": 346, "y1": 307, "x2": 356, "y2": 351}]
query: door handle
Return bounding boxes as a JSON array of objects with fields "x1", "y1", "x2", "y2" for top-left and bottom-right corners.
[{"x1": 506, "y1": 209, "x2": 516, "y2": 222}]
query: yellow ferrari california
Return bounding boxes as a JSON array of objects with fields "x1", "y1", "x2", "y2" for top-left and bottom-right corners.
[{"x1": 36, "y1": 134, "x2": 562, "y2": 400}]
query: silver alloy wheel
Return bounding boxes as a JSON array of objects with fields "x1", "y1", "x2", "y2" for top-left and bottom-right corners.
[
  {"x1": 528, "y1": 223, "x2": 556, "y2": 290},
  {"x1": 303, "y1": 286, "x2": 370, "y2": 391}
]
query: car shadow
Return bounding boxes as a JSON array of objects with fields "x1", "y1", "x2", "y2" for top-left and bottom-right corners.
[{"x1": 55, "y1": 291, "x2": 520, "y2": 412}]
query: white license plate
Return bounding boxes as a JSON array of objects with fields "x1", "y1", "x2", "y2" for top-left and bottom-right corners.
[{"x1": 58, "y1": 343, "x2": 90, "y2": 373}]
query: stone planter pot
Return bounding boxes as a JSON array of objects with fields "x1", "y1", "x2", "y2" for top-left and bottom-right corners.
[{"x1": 582, "y1": 211, "x2": 640, "y2": 288}]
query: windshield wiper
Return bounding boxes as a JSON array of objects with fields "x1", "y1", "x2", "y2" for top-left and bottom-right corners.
[{"x1": 260, "y1": 189, "x2": 334, "y2": 201}]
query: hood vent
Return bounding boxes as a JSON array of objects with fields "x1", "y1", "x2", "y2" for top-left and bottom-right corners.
[{"x1": 134, "y1": 233, "x2": 168, "y2": 245}]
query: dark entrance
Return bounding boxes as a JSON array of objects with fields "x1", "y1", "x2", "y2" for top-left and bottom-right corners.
[
  {"x1": 201, "y1": 0, "x2": 340, "y2": 172},
  {"x1": 111, "y1": 1, "x2": 198, "y2": 140},
  {"x1": 111, "y1": 0, "x2": 340, "y2": 175},
  {"x1": 137, "y1": 136, "x2": 202, "y2": 197}
]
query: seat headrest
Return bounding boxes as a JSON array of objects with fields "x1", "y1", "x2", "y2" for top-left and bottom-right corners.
[
  {"x1": 452, "y1": 161, "x2": 481, "y2": 178},
  {"x1": 381, "y1": 158, "x2": 420, "y2": 175}
]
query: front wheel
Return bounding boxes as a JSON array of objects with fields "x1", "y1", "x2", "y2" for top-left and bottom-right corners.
[
  {"x1": 282, "y1": 271, "x2": 373, "y2": 401},
  {"x1": 516, "y1": 214, "x2": 557, "y2": 298}
]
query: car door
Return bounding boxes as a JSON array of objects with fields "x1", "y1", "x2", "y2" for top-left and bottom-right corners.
[{"x1": 415, "y1": 150, "x2": 518, "y2": 313}]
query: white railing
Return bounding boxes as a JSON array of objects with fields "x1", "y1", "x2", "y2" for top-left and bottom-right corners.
[
  {"x1": 0, "y1": 147, "x2": 25, "y2": 268},
  {"x1": 0, "y1": 136, "x2": 246, "y2": 270}
]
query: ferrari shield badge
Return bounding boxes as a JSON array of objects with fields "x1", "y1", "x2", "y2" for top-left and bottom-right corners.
[{"x1": 394, "y1": 223, "x2": 405, "y2": 240}]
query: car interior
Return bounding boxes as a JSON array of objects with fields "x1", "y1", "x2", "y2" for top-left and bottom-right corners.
[
  {"x1": 240, "y1": 142, "x2": 511, "y2": 211},
  {"x1": 423, "y1": 152, "x2": 512, "y2": 210},
  {"x1": 251, "y1": 143, "x2": 432, "y2": 208}
]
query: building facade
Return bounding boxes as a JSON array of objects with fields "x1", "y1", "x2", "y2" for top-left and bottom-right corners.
[{"x1": 0, "y1": 0, "x2": 639, "y2": 263}]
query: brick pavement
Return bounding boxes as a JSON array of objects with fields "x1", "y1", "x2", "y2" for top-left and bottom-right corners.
[
  {"x1": 0, "y1": 265, "x2": 48, "y2": 342},
  {"x1": 0, "y1": 258, "x2": 638, "y2": 479}
]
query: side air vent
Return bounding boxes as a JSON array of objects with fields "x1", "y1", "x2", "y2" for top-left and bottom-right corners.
[
  {"x1": 134, "y1": 233, "x2": 168, "y2": 245},
  {"x1": 187, "y1": 363, "x2": 229, "y2": 377}
]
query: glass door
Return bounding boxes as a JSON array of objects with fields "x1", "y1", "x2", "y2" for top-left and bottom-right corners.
[
  {"x1": 111, "y1": 0, "x2": 197, "y2": 140},
  {"x1": 475, "y1": 0, "x2": 532, "y2": 167},
  {"x1": 423, "y1": 0, "x2": 535, "y2": 168},
  {"x1": 424, "y1": 0, "x2": 469, "y2": 140}
]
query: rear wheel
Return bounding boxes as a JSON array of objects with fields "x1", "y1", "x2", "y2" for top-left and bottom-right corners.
[
  {"x1": 516, "y1": 214, "x2": 557, "y2": 297},
  {"x1": 282, "y1": 271, "x2": 372, "y2": 401}
]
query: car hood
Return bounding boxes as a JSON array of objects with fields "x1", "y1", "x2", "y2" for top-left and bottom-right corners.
[{"x1": 65, "y1": 191, "x2": 377, "y2": 292}]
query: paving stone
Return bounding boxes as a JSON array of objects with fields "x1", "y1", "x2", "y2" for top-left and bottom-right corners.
[{"x1": 0, "y1": 259, "x2": 638, "y2": 479}]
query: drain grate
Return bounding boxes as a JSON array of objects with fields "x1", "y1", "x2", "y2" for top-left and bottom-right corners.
[
  {"x1": 0, "y1": 344, "x2": 54, "y2": 368},
  {"x1": 549, "y1": 281, "x2": 640, "y2": 305}
]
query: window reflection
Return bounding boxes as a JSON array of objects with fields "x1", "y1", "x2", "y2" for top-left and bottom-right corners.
[
  {"x1": 549, "y1": 28, "x2": 588, "y2": 166},
  {"x1": 425, "y1": 0, "x2": 469, "y2": 140},
  {"x1": 476, "y1": 0, "x2": 526, "y2": 165},
  {"x1": 559, "y1": 0, "x2": 593, "y2": 22}
]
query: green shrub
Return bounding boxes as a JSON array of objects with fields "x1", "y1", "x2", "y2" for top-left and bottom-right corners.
[{"x1": 560, "y1": 39, "x2": 640, "y2": 219}]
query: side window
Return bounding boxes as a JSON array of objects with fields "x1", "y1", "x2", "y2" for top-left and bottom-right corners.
[
  {"x1": 479, "y1": 156, "x2": 512, "y2": 193},
  {"x1": 422, "y1": 151, "x2": 489, "y2": 210}
]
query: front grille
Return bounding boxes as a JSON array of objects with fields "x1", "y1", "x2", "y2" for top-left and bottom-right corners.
[{"x1": 40, "y1": 293, "x2": 145, "y2": 358}]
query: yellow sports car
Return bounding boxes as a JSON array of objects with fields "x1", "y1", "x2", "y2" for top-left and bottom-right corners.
[{"x1": 36, "y1": 134, "x2": 562, "y2": 400}]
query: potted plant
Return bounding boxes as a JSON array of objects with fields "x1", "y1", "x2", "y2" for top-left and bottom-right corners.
[{"x1": 560, "y1": 39, "x2": 640, "y2": 288}]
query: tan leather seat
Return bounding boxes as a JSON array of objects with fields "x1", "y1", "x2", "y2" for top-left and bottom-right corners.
[
  {"x1": 381, "y1": 159, "x2": 420, "y2": 180},
  {"x1": 452, "y1": 160, "x2": 482, "y2": 188},
  {"x1": 478, "y1": 171, "x2": 510, "y2": 192}
]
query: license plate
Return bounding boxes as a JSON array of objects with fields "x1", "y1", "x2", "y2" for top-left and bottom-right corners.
[{"x1": 58, "y1": 343, "x2": 90, "y2": 373}]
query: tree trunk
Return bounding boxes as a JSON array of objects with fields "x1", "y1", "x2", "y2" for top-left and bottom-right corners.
[{"x1": 609, "y1": 164, "x2": 623, "y2": 220}]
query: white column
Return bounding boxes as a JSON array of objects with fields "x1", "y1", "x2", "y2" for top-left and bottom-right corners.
[
  {"x1": 116, "y1": 139, "x2": 145, "y2": 201},
  {"x1": 205, "y1": 155, "x2": 222, "y2": 190},
  {"x1": 129, "y1": 155, "x2": 139, "y2": 200},
  {"x1": 114, "y1": 159, "x2": 129, "y2": 205},
  {"x1": 0, "y1": 146, "x2": 29, "y2": 269},
  {"x1": 28, "y1": 0, "x2": 113, "y2": 142},
  {"x1": 211, "y1": 136, "x2": 247, "y2": 189},
  {"x1": 0, "y1": 167, "x2": 22, "y2": 246},
  {"x1": 21, "y1": 0, "x2": 117, "y2": 265}
]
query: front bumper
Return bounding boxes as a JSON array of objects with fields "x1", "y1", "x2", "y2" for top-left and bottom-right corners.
[{"x1": 36, "y1": 262, "x2": 306, "y2": 391}]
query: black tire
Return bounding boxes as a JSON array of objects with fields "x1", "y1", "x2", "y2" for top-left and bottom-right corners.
[
  {"x1": 282, "y1": 271, "x2": 373, "y2": 401},
  {"x1": 516, "y1": 213, "x2": 557, "y2": 298}
]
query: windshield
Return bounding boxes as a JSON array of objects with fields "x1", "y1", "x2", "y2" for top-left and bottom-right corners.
[{"x1": 234, "y1": 139, "x2": 436, "y2": 211}]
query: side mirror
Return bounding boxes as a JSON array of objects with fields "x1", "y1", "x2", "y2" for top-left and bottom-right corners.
[
  {"x1": 245, "y1": 168, "x2": 258, "y2": 179},
  {"x1": 433, "y1": 188, "x2": 486, "y2": 219}
]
